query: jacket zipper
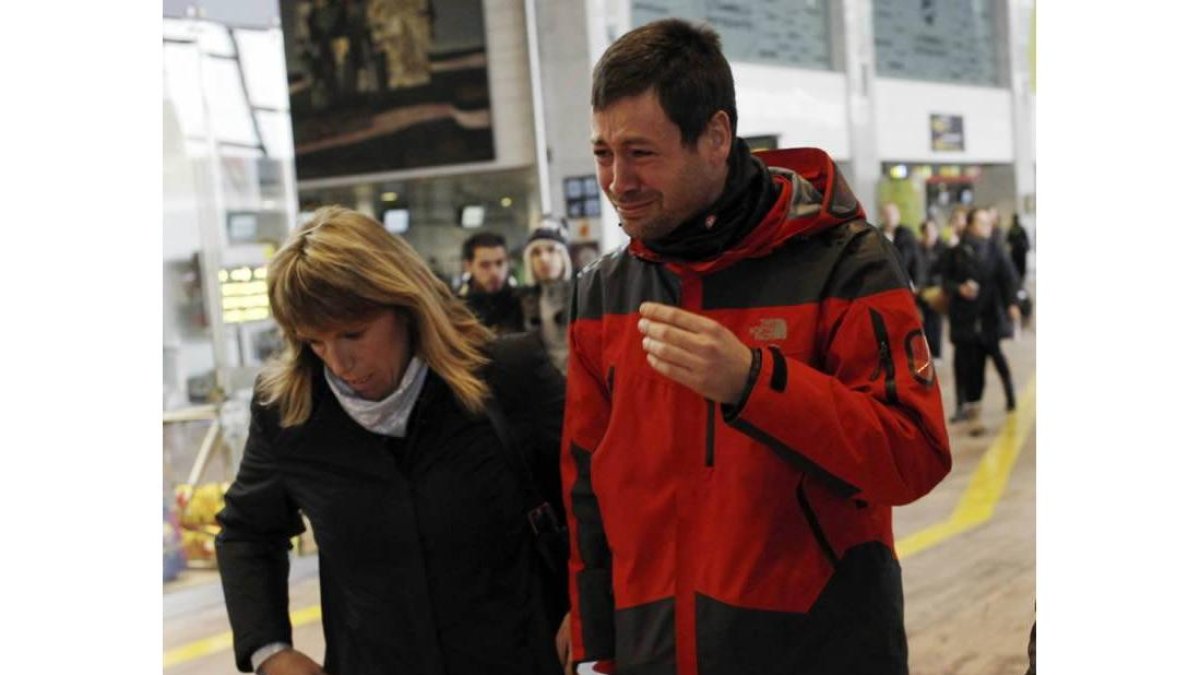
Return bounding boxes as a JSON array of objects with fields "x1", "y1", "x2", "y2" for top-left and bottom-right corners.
[
  {"x1": 869, "y1": 309, "x2": 899, "y2": 405},
  {"x1": 796, "y1": 477, "x2": 838, "y2": 567},
  {"x1": 705, "y1": 400, "x2": 715, "y2": 467},
  {"x1": 673, "y1": 268, "x2": 714, "y2": 470}
]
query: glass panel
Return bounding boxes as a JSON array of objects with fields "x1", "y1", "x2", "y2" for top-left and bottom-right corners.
[
  {"x1": 874, "y1": 0, "x2": 1001, "y2": 85},
  {"x1": 255, "y1": 109, "x2": 294, "y2": 159},
  {"x1": 163, "y1": 42, "x2": 207, "y2": 144},
  {"x1": 198, "y1": 20, "x2": 236, "y2": 57},
  {"x1": 202, "y1": 57, "x2": 259, "y2": 146},
  {"x1": 184, "y1": 138, "x2": 210, "y2": 157},
  {"x1": 632, "y1": 0, "x2": 833, "y2": 70},
  {"x1": 217, "y1": 144, "x2": 265, "y2": 159},
  {"x1": 234, "y1": 28, "x2": 289, "y2": 110},
  {"x1": 163, "y1": 17, "x2": 196, "y2": 43}
]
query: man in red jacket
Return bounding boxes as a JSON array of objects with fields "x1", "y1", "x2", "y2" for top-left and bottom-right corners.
[{"x1": 561, "y1": 18, "x2": 952, "y2": 675}]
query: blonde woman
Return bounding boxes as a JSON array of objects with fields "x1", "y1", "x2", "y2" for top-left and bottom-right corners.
[
  {"x1": 216, "y1": 206, "x2": 564, "y2": 675},
  {"x1": 518, "y1": 219, "x2": 574, "y2": 374}
]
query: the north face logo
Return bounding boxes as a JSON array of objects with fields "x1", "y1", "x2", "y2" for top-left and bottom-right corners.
[
  {"x1": 905, "y1": 329, "x2": 936, "y2": 386},
  {"x1": 749, "y1": 318, "x2": 788, "y2": 342}
]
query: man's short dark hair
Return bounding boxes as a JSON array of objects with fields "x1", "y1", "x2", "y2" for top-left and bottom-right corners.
[
  {"x1": 462, "y1": 232, "x2": 507, "y2": 262},
  {"x1": 592, "y1": 19, "x2": 737, "y2": 147}
]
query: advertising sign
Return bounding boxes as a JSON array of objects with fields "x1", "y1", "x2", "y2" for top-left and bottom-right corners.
[
  {"x1": 930, "y1": 114, "x2": 965, "y2": 152},
  {"x1": 281, "y1": 0, "x2": 496, "y2": 180}
]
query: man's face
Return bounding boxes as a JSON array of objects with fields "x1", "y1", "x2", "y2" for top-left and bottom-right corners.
[
  {"x1": 528, "y1": 241, "x2": 565, "y2": 283},
  {"x1": 968, "y1": 214, "x2": 993, "y2": 240},
  {"x1": 466, "y1": 245, "x2": 509, "y2": 293},
  {"x1": 881, "y1": 204, "x2": 901, "y2": 231},
  {"x1": 591, "y1": 90, "x2": 730, "y2": 241}
]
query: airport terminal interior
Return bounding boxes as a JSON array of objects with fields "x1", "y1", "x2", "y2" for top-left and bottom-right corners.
[{"x1": 163, "y1": 0, "x2": 1038, "y2": 673}]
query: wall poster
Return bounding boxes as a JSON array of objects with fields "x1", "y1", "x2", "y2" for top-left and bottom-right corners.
[
  {"x1": 281, "y1": 0, "x2": 496, "y2": 181},
  {"x1": 930, "y1": 113, "x2": 965, "y2": 152}
]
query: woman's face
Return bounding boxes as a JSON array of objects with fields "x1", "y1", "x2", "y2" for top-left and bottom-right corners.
[
  {"x1": 296, "y1": 309, "x2": 412, "y2": 401},
  {"x1": 529, "y1": 241, "x2": 565, "y2": 282},
  {"x1": 922, "y1": 222, "x2": 939, "y2": 245}
]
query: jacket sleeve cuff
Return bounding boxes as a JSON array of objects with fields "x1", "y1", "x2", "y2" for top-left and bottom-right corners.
[
  {"x1": 250, "y1": 642, "x2": 292, "y2": 673},
  {"x1": 721, "y1": 347, "x2": 762, "y2": 423},
  {"x1": 573, "y1": 659, "x2": 617, "y2": 674}
]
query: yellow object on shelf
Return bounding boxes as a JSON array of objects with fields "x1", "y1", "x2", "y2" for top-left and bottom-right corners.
[{"x1": 174, "y1": 482, "x2": 230, "y2": 563}]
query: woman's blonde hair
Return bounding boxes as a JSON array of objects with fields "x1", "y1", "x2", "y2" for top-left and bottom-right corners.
[{"x1": 258, "y1": 206, "x2": 493, "y2": 426}]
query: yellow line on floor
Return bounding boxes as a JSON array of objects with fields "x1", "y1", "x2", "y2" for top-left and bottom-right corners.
[
  {"x1": 896, "y1": 374, "x2": 1036, "y2": 559},
  {"x1": 164, "y1": 605, "x2": 322, "y2": 669},
  {"x1": 167, "y1": 377, "x2": 1035, "y2": 667}
]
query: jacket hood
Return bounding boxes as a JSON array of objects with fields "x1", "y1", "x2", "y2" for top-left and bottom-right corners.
[{"x1": 628, "y1": 147, "x2": 865, "y2": 274}]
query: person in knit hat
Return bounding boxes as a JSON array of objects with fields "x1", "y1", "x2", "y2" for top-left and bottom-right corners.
[{"x1": 519, "y1": 218, "x2": 573, "y2": 374}]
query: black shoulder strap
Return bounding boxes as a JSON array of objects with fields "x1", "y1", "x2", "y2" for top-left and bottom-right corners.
[
  {"x1": 483, "y1": 401, "x2": 560, "y2": 539},
  {"x1": 484, "y1": 397, "x2": 571, "y2": 623}
]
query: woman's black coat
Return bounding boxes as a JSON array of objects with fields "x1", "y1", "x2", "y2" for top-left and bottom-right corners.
[
  {"x1": 942, "y1": 235, "x2": 1020, "y2": 345},
  {"x1": 216, "y1": 337, "x2": 563, "y2": 675}
]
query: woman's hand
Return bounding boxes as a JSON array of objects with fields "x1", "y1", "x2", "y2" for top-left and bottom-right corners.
[
  {"x1": 556, "y1": 613, "x2": 573, "y2": 674},
  {"x1": 259, "y1": 649, "x2": 326, "y2": 675}
]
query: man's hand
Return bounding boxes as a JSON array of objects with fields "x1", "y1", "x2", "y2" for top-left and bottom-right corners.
[
  {"x1": 958, "y1": 280, "x2": 980, "y2": 300},
  {"x1": 259, "y1": 649, "x2": 325, "y2": 675},
  {"x1": 637, "y1": 302, "x2": 753, "y2": 404},
  {"x1": 556, "y1": 613, "x2": 573, "y2": 674}
]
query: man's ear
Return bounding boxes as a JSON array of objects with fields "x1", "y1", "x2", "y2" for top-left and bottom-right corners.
[{"x1": 705, "y1": 110, "x2": 733, "y2": 165}]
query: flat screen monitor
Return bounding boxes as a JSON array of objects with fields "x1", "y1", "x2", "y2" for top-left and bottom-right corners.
[
  {"x1": 383, "y1": 208, "x2": 410, "y2": 234},
  {"x1": 460, "y1": 205, "x2": 485, "y2": 229}
]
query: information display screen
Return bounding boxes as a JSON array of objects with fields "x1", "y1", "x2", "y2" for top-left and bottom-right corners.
[
  {"x1": 632, "y1": 0, "x2": 833, "y2": 70},
  {"x1": 873, "y1": 0, "x2": 1001, "y2": 86},
  {"x1": 219, "y1": 266, "x2": 270, "y2": 324}
]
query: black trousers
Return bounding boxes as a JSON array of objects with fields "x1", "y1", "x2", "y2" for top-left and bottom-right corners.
[
  {"x1": 952, "y1": 342, "x2": 969, "y2": 411},
  {"x1": 920, "y1": 303, "x2": 944, "y2": 359},
  {"x1": 958, "y1": 338, "x2": 1016, "y2": 406}
]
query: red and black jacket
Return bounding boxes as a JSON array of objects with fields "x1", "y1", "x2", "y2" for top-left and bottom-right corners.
[{"x1": 562, "y1": 148, "x2": 951, "y2": 675}]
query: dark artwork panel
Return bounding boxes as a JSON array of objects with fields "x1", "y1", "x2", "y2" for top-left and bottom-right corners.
[{"x1": 281, "y1": 0, "x2": 496, "y2": 181}]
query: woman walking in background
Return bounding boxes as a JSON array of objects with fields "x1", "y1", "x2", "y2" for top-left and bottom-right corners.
[
  {"x1": 917, "y1": 218, "x2": 948, "y2": 362},
  {"x1": 943, "y1": 208, "x2": 1021, "y2": 434}
]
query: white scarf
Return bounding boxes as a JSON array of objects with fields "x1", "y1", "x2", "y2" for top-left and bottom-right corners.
[{"x1": 324, "y1": 356, "x2": 430, "y2": 437}]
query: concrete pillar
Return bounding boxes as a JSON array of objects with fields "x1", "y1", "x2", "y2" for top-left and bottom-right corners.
[
  {"x1": 591, "y1": 0, "x2": 631, "y2": 254},
  {"x1": 836, "y1": 0, "x2": 881, "y2": 222},
  {"x1": 352, "y1": 184, "x2": 375, "y2": 216},
  {"x1": 524, "y1": 0, "x2": 632, "y2": 254},
  {"x1": 523, "y1": 0, "x2": 552, "y2": 218},
  {"x1": 191, "y1": 34, "x2": 233, "y2": 395},
  {"x1": 1005, "y1": 0, "x2": 1037, "y2": 244}
]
